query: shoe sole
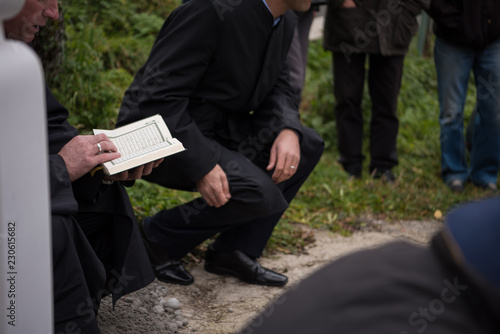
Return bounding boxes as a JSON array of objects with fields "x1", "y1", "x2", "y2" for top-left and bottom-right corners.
[
  {"x1": 155, "y1": 274, "x2": 194, "y2": 286},
  {"x1": 204, "y1": 264, "x2": 288, "y2": 287}
]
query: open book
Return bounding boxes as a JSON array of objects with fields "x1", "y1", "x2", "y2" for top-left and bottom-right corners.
[{"x1": 93, "y1": 114, "x2": 185, "y2": 175}]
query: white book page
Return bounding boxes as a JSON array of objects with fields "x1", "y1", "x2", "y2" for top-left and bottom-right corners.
[{"x1": 93, "y1": 115, "x2": 184, "y2": 174}]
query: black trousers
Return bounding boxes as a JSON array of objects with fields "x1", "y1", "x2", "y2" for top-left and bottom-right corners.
[
  {"x1": 144, "y1": 126, "x2": 324, "y2": 259},
  {"x1": 333, "y1": 52, "x2": 404, "y2": 174}
]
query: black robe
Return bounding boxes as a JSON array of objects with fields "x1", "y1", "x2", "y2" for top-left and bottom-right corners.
[
  {"x1": 117, "y1": 0, "x2": 302, "y2": 184},
  {"x1": 46, "y1": 85, "x2": 154, "y2": 332}
]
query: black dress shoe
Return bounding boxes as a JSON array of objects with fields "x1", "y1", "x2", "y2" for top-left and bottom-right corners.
[
  {"x1": 204, "y1": 246, "x2": 288, "y2": 287},
  {"x1": 371, "y1": 168, "x2": 395, "y2": 183},
  {"x1": 138, "y1": 219, "x2": 194, "y2": 285}
]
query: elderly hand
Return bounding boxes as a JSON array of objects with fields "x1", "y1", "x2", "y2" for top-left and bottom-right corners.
[
  {"x1": 58, "y1": 133, "x2": 121, "y2": 182},
  {"x1": 267, "y1": 129, "x2": 300, "y2": 184}
]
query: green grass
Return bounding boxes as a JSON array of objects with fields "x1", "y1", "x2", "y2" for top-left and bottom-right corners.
[{"x1": 42, "y1": 4, "x2": 495, "y2": 257}]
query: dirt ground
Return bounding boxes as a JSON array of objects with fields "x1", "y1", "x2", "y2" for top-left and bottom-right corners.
[{"x1": 97, "y1": 219, "x2": 442, "y2": 334}]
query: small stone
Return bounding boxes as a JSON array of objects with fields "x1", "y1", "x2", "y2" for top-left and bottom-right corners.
[
  {"x1": 228, "y1": 308, "x2": 234, "y2": 313},
  {"x1": 176, "y1": 320, "x2": 183, "y2": 327},
  {"x1": 165, "y1": 297, "x2": 180, "y2": 309},
  {"x1": 153, "y1": 305, "x2": 164, "y2": 314},
  {"x1": 154, "y1": 321, "x2": 165, "y2": 330},
  {"x1": 166, "y1": 322, "x2": 178, "y2": 332}
]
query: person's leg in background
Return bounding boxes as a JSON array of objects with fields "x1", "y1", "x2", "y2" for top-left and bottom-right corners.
[
  {"x1": 468, "y1": 38, "x2": 500, "y2": 189},
  {"x1": 333, "y1": 52, "x2": 367, "y2": 178},
  {"x1": 367, "y1": 54, "x2": 404, "y2": 182},
  {"x1": 434, "y1": 37, "x2": 475, "y2": 192}
]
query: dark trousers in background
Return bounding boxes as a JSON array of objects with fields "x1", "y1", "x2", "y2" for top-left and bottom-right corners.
[{"x1": 333, "y1": 52, "x2": 403, "y2": 175}]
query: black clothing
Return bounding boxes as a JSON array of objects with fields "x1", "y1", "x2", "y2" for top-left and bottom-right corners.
[
  {"x1": 238, "y1": 241, "x2": 500, "y2": 334},
  {"x1": 333, "y1": 53, "x2": 402, "y2": 171},
  {"x1": 427, "y1": 0, "x2": 500, "y2": 51},
  {"x1": 47, "y1": 86, "x2": 154, "y2": 333},
  {"x1": 118, "y1": 0, "x2": 323, "y2": 259},
  {"x1": 144, "y1": 130, "x2": 322, "y2": 259},
  {"x1": 323, "y1": 0, "x2": 424, "y2": 56},
  {"x1": 322, "y1": 0, "x2": 422, "y2": 175},
  {"x1": 117, "y1": 0, "x2": 305, "y2": 183}
]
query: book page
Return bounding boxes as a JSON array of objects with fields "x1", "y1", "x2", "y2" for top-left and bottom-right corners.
[
  {"x1": 93, "y1": 115, "x2": 184, "y2": 175},
  {"x1": 107, "y1": 121, "x2": 171, "y2": 166}
]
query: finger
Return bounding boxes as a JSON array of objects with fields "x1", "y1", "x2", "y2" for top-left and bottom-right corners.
[
  {"x1": 266, "y1": 145, "x2": 277, "y2": 171},
  {"x1": 105, "y1": 173, "x2": 123, "y2": 182},
  {"x1": 213, "y1": 174, "x2": 231, "y2": 207},
  {"x1": 128, "y1": 166, "x2": 144, "y2": 180},
  {"x1": 202, "y1": 191, "x2": 215, "y2": 207},
  {"x1": 95, "y1": 151, "x2": 121, "y2": 165},
  {"x1": 107, "y1": 170, "x2": 129, "y2": 181},
  {"x1": 153, "y1": 158, "x2": 164, "y2": 168},
  {"x1": 141, "y1": 162, "x2": 155, "y2": 176},
  {"x1": 197, "y1": 183, "x2": 215, "y2": 207},
  {"x1": 95, "y1": 139, "x2": 118, "y2": 154},
  {"x1": 93, "y1": 133, "x2": 109, "y2": 143},
  {"x1": 210, "y1": 188, "x2": 225, "y2": 208},
  {"x1": 272, "y1": 152, "x2": 287, "y2": 182},
  {"x1": 274, "y1": 157, "x2": 298, "y2": 184},
  {"x1": 95, "y1": 142, "x2": 104, "y2": 155}
]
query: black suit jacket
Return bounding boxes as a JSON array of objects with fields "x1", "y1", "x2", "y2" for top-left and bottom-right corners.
[{"x1": 117, "y1": 0, "x2": 301, "y2": 184}]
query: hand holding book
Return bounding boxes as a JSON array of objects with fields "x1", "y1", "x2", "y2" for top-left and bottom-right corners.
[{"x1": 93, "y1": 115, "x2": 185, "y2": 176}]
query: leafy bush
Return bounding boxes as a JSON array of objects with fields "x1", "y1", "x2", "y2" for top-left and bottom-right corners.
[{"x1": 43, "y1": 0, "x2": 178, "y2": 130}]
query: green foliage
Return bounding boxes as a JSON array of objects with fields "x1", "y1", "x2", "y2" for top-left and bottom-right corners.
[
  {"x1": 48, "y1": 0, "x2": 178, "y2": 130},
  {"x1": 301, "y1": 40, "x2": 336, "y2": 148}
]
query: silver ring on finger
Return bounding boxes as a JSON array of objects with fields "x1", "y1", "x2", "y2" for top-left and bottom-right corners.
[
  {"x1": 97, "y1": 142, "x2": 103, "y2": 154},
  {"x1": 290, "y1": 166, "x2": 296, "y2": 169}
]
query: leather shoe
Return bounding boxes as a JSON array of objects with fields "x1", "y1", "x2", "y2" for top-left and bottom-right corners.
[
  {"x1": 138, "y1": 219, "x2": 194, "y2": 285},
  {"x1": 204, "y1": 246, "x2": 288, "y2": 287},
  {"x1": 371, "y1": 168, "x2": 395, "y2": 183}
]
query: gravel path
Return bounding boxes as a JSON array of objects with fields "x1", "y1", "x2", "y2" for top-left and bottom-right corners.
[{"x1": 97, "y1": 219, "x2": 442, "y2": 334}]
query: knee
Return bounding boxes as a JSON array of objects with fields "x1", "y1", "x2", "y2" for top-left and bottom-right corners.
[
  {"x1": 440, "y1": 105, "x2": 463, "y2": 125},
  {"x1": 228, "y1": 175, "x2": 288, "y2": 218},
  {"x1": 300, "y1": 127, "x2": 324, "y2": 165}
]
